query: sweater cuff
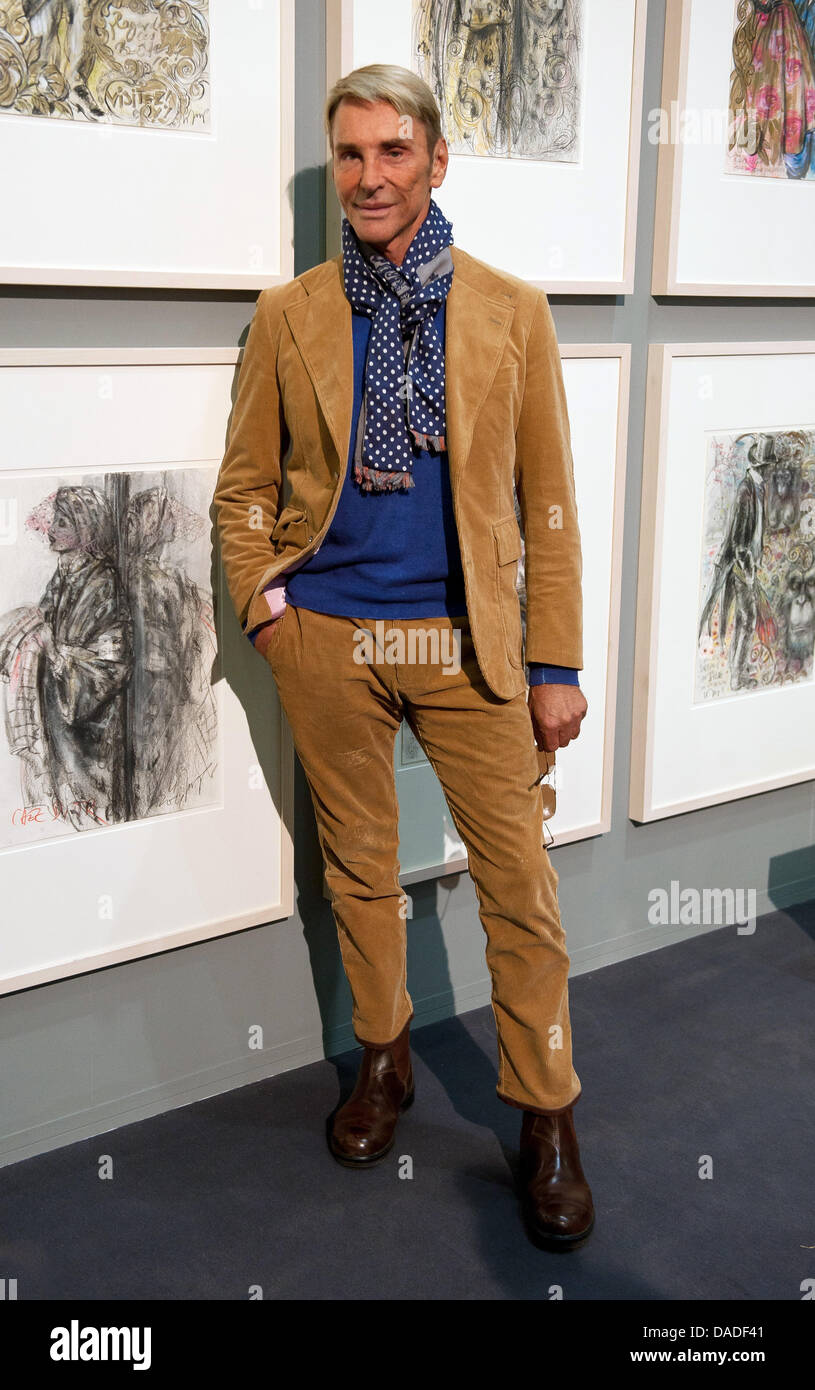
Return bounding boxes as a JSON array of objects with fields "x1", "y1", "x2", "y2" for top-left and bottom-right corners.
[
  {"x1": 245, "y1": 581, "x2": 288, "y2": 645},
  {"x1": 527, "y1": 663, "x2": 580, "y2": 687}
]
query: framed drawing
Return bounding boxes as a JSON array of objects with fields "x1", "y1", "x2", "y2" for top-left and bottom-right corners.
[
  {"x1": 0, "y1": 1, "x2": 295, "y2": 288},
  {"x1": 653, "y1": 0, "x2": 815, "y2": 296},
  {"x1": 0, "y1": 347, "x2": 294, "y2": 994},
  {"x1": 632, "y1": 341, "x2": 815, "y2": 822},
  {"x1": 393, "y1": 717, "x2": 468, "y2": 885},
  {"x1": 325, "y1": 0, "x2": 647, "y2": 293},
  {"x1": 387, "y1": 343, "x2": 630, "y2": 885}
]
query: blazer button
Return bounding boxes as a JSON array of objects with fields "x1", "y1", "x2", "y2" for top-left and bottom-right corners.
[{"x1": 306, "y1": 533, "x2": 313, "y2": 543}]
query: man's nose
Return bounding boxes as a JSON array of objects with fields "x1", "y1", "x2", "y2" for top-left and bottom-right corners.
[{"x1": 357, "y1": 156, "x2": 384, "y2": 190}]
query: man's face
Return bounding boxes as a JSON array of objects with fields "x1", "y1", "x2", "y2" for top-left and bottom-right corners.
[{"x1": 331, "y1": 97, "x2": 448, "y2": 264}]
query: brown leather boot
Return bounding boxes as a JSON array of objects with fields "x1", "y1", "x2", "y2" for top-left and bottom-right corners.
[
  {"x1": 518, "y1": 1106, "x2": 595, "y2": 1250},
  {"x1": 329, "y1": 1018, "x2": 414, "y2": 1167}
]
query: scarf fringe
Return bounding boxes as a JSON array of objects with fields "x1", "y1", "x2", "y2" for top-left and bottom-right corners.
[
  {"x1": 411, "y1": 430, "x2": 445, "y2": 452},
  {"x1": 353, "y1": 462, "x2": 416, "y2": 493}
]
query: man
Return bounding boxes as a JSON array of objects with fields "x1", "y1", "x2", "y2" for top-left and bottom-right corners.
[{"x1": 213, "y1": 64, "x2": 593, "y2": 1250}]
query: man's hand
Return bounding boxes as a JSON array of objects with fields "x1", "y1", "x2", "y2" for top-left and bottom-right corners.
[
  {"x1": 253, "y1": 617, "x2": 283, "y2": 658},
  {"x1": 528, "y1": 683, "x2": 587, "y2": 752}
]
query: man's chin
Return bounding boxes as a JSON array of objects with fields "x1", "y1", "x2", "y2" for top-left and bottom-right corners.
[{"x1": 349, "y1": 215, "x2": 399, "y2": 247}]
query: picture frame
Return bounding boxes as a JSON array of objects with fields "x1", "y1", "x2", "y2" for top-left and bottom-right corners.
[
  {"x1": 653, "y1": 0, "x2": 815, "y2": 297},
  {"x1": 632, "y1": 341, "x2": 815, "y2": 822},
  {"x1": 0, "y1": 1, "x2": 295, "y2": 289},
  {"x1": 339, "y1": 342, "x2": 630, "y2": 891},
  {"x1": 325, "y1": 0, "x2": 647, "y2": 293},
  {"x1": 0, "y1": 346, "x2": 294, "y2": 994}
]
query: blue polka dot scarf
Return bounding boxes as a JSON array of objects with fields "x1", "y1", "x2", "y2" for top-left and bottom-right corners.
[{"x1": 341, "y1": 198, "x2": 454, "y2": 492}]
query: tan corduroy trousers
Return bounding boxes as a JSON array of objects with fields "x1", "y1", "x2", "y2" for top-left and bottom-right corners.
[{"x1": 264, "y1": 602, "x2": 582, "y2": 1116}]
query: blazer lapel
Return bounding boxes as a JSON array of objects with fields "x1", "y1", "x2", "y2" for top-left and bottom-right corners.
[
  {"x1": 282, "y1": 245, "x2": 515, "y2": 485},
  {"x1": 445, "y1": 247, "x2": 515, "y2": 488},
  {"x1": 283, "y1": 261, "x2": 353, "y2": 473}
]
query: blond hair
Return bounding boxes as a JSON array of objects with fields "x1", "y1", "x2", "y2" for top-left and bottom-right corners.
[{"x1": 325, "y1": 63, "x2": 442, "y2": 155}]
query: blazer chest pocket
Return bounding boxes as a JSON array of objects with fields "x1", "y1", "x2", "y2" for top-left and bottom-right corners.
[
  {"x1": 493, "y1": 514, "x2": 524, "y2": 669},
  {"x1": 271, "y1": 505, "x2": 310, "y2": 550}
]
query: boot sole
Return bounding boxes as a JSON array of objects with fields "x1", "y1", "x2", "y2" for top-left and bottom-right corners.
[{"x1": 328, "y1": 1087, "x2": 415, "y2": 1168}]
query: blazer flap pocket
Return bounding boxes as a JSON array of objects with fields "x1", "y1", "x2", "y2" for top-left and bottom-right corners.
[{"x1": 493, "y1": 513, "x2": 522, "y2": 566}]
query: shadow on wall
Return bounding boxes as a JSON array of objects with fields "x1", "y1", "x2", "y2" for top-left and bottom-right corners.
[{"x1": 768, "y1": 847, "x2": 815, "y2": 917}]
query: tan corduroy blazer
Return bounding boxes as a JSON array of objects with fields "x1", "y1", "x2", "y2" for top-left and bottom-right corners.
[{"x1": 213, "y1": 245, "x2": 582, "y2": 701}]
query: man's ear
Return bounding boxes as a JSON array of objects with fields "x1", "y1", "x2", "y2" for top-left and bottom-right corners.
[{"x1": 431, "y1": 137, "x2": 449, "y2": 187}]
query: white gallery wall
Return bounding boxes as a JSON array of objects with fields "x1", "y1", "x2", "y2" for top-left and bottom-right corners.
[{"x1": 1, "y1": 0, "x2": 815, "y2": 1167}]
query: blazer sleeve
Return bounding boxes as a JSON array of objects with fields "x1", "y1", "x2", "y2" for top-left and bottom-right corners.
[
  {"x1": 514, "y1": 291, "x2": 583, "y2": 670},
  {"x1": 213, "y1": 287, "x2": 291, "y2": 633}
]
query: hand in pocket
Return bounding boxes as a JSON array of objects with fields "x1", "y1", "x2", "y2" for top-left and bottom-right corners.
[{"x1": 254, "y1": 613, "x2": 285, "y2": 659}]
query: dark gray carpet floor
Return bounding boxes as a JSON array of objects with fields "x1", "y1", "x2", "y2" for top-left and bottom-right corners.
[{"x1": 2, "y1": 901, "x2": 814, "y2": 1300}]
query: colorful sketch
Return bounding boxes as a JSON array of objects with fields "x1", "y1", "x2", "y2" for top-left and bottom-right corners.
[
  {"x1": 0, "y1": 467, "x2": 218, "y2": 847},
  {"x1": 696, "y1": 427, "x2": 815, "y2": 702},
  {"x1": 727, "y1": 0, "x2": 815, "y2": 179},
  {"x1": 413, "y1": 0, "x2": 583, "y2": 162},
  {"x1": 0, "y1": 0, "x2": 210, "y2": 129}
]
